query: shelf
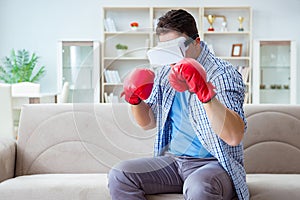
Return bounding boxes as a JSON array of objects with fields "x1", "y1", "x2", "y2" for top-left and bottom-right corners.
[
  {"x1": 260, "y1": 89, "x2": 290, "y2": 97},
  {"x1": 63, "y1": 66, "x2": 93, "y2": 69},
  {"x1": 69, "y1": 83, "x2": 94, "y2": 90},
  {"x1": 220, "y1": 56, "x2": 250, "y2": 60},
  {"x1": 104, "y1": 57, "x2": 148, "y2": 60},
  {"x1": 104, "y1": 31, "x2": 151, "y2": 35},
  {"x1": 104, "y1": 83, "x2": 123, "y2": 86},
  {"x1": 203, "y1": 31, "x2": 250, "y2": 35},
  {"x1": 260, "y1": 89, "x2": 289, "y2": 91},
  {"x1": 261, "y1": 66, "x2": 290, "y2": 69}
]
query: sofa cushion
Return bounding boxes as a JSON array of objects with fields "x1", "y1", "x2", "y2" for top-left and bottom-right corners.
[
  {"x1": 0, "y1": 137, "x2": 16, "y2": 182},
  {"x1": 0, "y1": 173, "x2": 184, "y2": 200},
  {"x1": 0, "y1": 174, "x2": 110, "y2": 200},
  {"x1": 247, "y1": 174, "x2": 300, "y2": 200},
  {"x1": 146, "y1": 194, "x2": 183, "y2": 200},
  {"x1": 2, "y1": 173, "x2": 299, "y2": 200},
  {"x1": 244, "y1": 104, "x2": 300, "y2": 174}
]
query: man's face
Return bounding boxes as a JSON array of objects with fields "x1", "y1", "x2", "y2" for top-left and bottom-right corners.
[{"x1": 158, "y1": 31, "x2": 200, "y2": 59}]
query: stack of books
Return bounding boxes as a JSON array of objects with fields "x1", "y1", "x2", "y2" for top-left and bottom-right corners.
[
  {"x1": 236, "y1": 66, "x2": 249, "y2": 83},
  {"x1": 103, "y1": 18, "x2": 116, "y2": 32},
  {"x1": 104, "y1": 92, "x2": 119, "y2": 103},
  {"x1": 104, "y1": 70, "x2": 121, "y2": 84}
]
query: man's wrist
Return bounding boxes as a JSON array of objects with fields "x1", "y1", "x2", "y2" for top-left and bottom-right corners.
[
  {"x1": 196, "y1": 82, "x2": 216, "y2": 103},
  {"x1": 128, "y1": 98, "x2": 141, "y2": 105}
]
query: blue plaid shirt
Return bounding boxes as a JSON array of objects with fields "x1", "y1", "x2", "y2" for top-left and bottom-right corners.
[{"x1": 145, "y1": 41, "x2": 249, "y2": 200}]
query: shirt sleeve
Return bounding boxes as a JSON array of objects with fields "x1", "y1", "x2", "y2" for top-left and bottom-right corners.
[
  {"x1": 145, "y1": 66, "x2": 173, "y2": 122},
  {"x1": 212, "y1": 68, "x2": 247, "y2": 130},
  {"x1": 144, "y1": 67, "x2": 161, "y2": 119}
]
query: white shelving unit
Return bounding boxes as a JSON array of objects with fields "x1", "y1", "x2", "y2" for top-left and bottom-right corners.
[
  {"x1": 57, "y1": 40, "x2": 101, "y2": 103},
  {"x1": 201, "y1": 6, "x2": 252, "y2": 103},
  {"x1": 252, "y1": 40, "x2": 297, "y2": 104},
  {"x1": 101, "y1": 6, "x2": 252, "y2": 103}
]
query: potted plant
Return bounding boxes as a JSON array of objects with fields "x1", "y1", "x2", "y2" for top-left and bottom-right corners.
[
  {"x1": 115, "y1": 43, "x2": 128, "y2": 56},
  {"x1": 0, "y1": 49, "x2": 46, "y2": 83},
  {"x1": 130, "y1": 22, "x2": 139, "y2": 31}
]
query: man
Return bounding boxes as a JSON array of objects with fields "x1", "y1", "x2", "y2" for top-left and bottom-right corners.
[{"x1": 108, "y1": 9, "x2": 249, "y2": 200}]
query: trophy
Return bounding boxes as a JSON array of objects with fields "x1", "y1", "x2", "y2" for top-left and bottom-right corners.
[
  {"x1": 238, "y1": 16, "x2": 244, "y2": 31},
  {"x1": 206, "y1": 15, "x2": 216, "y2": 31},
  {"x1": 221, "y1": 20, "x2": 228, "y2": 32}
]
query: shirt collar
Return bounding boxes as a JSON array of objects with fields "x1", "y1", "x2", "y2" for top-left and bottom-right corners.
[{"x1": 196, "y1": 41, "x2": 214, "y2": 70}]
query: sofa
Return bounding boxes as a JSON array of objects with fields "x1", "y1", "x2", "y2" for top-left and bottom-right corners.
[{"x1": 0, "y1": 103, "x2": 299, "y2": 200}]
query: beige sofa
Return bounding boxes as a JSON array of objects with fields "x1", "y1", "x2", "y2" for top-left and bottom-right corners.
[{"x1": 0, "y1": 103, "x2": 299, "y2": 200}]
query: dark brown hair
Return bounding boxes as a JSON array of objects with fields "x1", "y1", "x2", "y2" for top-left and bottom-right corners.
[{"x1": 156, "y1": 9, "x2": 198, "y2": 38}]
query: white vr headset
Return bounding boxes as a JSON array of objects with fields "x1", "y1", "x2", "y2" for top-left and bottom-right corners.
[{"x1": 146, "y1": 35, "x2": 197, "y2": 65}]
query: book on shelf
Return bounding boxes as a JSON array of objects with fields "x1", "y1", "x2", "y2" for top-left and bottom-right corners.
[
  {"x1": 104, "y1": 18, "x2": 116, "y2": 32},
  {"x1": 236, "y1": 66, "x2": 249, "y2": 83},
  {"x1": 104, "y1": 92, "x2": 119, "y2": 103},
  {"x1": 104, "y1": 70, "x2": 121, "y2": 84},
  {"x1": 104, "y1": 92, "x2": 108, "y2": 103},
  {"x1": 244, "y1": 92, "x2": 249, "y2": 104}
]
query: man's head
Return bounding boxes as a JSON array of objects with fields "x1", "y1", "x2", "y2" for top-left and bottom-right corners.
[
  {"x1": 156, "y1": 9, "x2": 198, "y2": 38},
  {"x1": 156, "y1": 9, "x2": 201, "y2": 59}
]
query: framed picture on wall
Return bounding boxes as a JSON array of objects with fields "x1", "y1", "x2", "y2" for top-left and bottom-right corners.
[{"x1": 231, "y1": 44, "x2": 242, "y2": 57}]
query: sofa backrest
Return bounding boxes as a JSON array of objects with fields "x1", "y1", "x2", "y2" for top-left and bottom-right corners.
[
  {"x1": 16, "y1": 103, "x2": 156, "y2": 176},
  {"x1": 16, "y1": 103, "x2": 300, "y2": 176},
  {"x1": 243, "y1": 104, "x2": 300, "y2": 174}
]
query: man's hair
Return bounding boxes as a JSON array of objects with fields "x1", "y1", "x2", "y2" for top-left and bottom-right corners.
[{"x1": 156, "y1": 9, "x2": 198, "y2": 38}]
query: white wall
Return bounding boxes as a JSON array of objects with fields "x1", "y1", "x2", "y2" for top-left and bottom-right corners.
[
  {"x1": 1, "y1": 0, "x2": 300, "y2": 102},
  {"x1": 0, "y1": 0, "x2": 101, "y2": 92}
]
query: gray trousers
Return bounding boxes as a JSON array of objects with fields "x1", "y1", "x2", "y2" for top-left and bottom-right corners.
[{"x1": 108, "y1": 155, "x2": 236, "y2": 200}]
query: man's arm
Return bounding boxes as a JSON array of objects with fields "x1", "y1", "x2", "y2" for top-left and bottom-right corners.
[
  {"x1": 121, "y1": 68, "x2": 156, "y2": 130},
  {"x1": 203, "y1": 98, "x2": 245, "y2": 146},
  {"x1": 169, "y1": 58, "x2": 245, "y2": 146},
  {"x1": 131, "y1": 101, "x2": 156, "y2": 130}
]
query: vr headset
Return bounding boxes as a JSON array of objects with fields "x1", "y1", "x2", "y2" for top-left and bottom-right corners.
[{"x1": 146, "y1": 34, "x2": 198, "y2": 65}]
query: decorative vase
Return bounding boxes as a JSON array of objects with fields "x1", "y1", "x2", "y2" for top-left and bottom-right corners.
[
  {"x1": 131, "y1": 26, "x2": 138, "y2": 31},
  {"x1": 117, "y1": 49, "x2": 126, "y2": 57}
]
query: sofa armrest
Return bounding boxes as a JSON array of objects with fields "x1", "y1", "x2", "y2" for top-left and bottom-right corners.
[{"x1": 0, "y1": 137, "x2": 16, "y2": 182}]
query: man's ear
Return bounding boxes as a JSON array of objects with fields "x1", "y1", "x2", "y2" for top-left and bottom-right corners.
[{"x1": 195, "y1": 37, "x2": 201, "y2": 44}]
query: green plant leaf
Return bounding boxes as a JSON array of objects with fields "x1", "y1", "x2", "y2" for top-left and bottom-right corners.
[
  {"x1": 0, "y1": 49, "x2": 46, "y2": 83},
  {"x1": 30, "y1": 66, "x2": 46, "y2": 82}
]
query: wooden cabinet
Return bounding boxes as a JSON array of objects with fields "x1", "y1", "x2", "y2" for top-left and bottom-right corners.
[
  {"x1": 57, "y1": 41, "x2": 100, "y2": 103},
  {"x1": 252, "y1": 40, "x2": 297, "y2": 104}
]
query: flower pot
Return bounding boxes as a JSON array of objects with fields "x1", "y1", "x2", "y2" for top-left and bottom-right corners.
[
  {"x1": 117, "y1": 49, "x2": 127, "y2": 57},
  {"x1": 131, "y1": 26, "x2": 138, "y2": 31}
]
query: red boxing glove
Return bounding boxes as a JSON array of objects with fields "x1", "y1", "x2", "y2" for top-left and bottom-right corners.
[
  {"x1": 121, "y1": 68, "x2": 155, "y2": 105},
  {"x1": 169, "y1": 58, "x2": 216, "y2": 103}
]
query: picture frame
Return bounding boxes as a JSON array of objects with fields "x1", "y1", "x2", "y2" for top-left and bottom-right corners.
[{"x1": 231, "y1": 44, "x2": 242, "y2": 57}]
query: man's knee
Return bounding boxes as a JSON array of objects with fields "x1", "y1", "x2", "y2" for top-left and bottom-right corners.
[
  {"x1": 108, "y1": 160, "x2": 133, "y2": 188},
  {"x1": 183, "y1": 171, "x2": 223, "y2": 200},
  {"x1": 108, "y1": 168, "x2": 123, "y2": 188},
  {"x1": 183, "y1": 169, "x2": 234, "y2": 200},
  {"x1": 183, "y1": 179, "x2": 212, "y2": 200}
]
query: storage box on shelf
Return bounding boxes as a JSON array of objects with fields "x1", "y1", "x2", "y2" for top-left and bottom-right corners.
[{"x1": 101, "y1": 6, "x2": 252, "y2": 103}]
